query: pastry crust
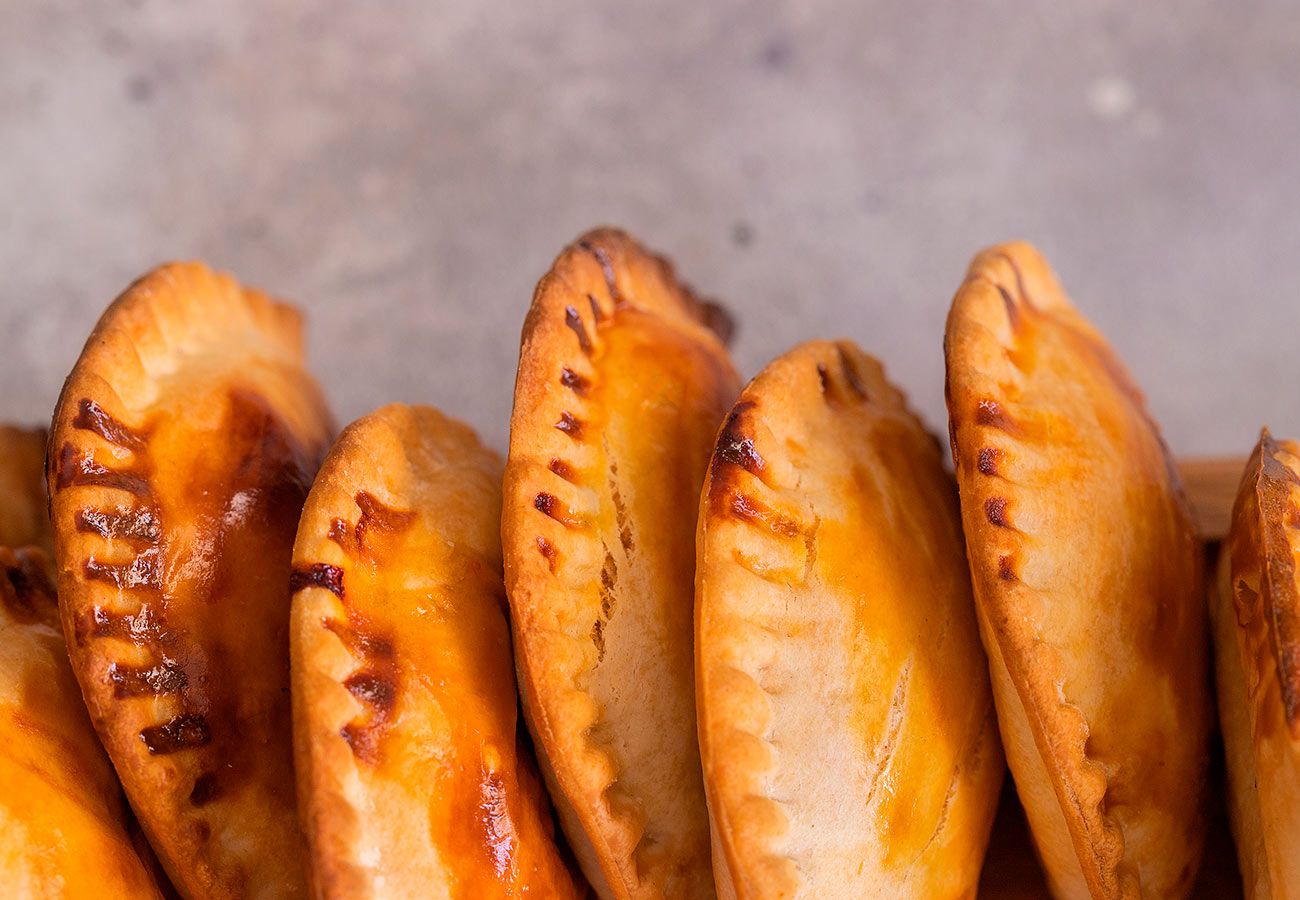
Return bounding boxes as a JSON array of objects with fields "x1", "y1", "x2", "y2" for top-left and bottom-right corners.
[
  {"x1": 503, "y1": 228, "x2": 739, "y2": 898},
  {"x1": 47, "y1": 262, "x2": 333, "y2": 898},
  {"x1": 696, "y1": 340, "x2": 1004, "y2": 899},
  {"x1": 944, "y1": 243, "x2": 1210, "y2": 899},
  {"x1": 0, "y1": 426, "x2": 51, "y2": 552},
  {"x1": 0, "y1": 543, "x2": 163, "y2": 897},
  {"x1": 291, "y1": 403, "x2": 586, "y2": 898},
  {"x1": 1214, "y1": 430, "x2": 1300, "y2": 898}
]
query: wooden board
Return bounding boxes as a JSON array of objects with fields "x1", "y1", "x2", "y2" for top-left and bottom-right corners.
[{"x1": 1178, "y1": 457, "x2": 1244, "y2": 542}]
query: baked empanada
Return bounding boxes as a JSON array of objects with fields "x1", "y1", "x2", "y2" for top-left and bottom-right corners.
[
  {"x1": 1214, "y1": 430, "x2": 1300, "y2": 897},
  {"x1": 0, "y1": 544, "x2": 163, "y2": 896},
  {"x1": 291, "y1": 403, "x2": 585, "y2": 898},
  {"x1": 0, "y1": 426, "x2": 51, "y2": 551},
  {"x1": 944, "y1": 243, "x2": 1211, "y2": 898},
  {"x1": 503, "y1": 229, "x2": 739, "y2": 898},
  {"x1": 47, "y1": 262, "x2": 333, "y2": 898},
  {"x1": 696, "y1": 340, "x2": 1004, "y2": 898}
]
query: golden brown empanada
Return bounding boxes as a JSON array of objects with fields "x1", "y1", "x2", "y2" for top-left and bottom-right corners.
[
  {"x1": 0, "y1": 543, "x2": 163, "y2": 897},
  {"x1": 0, "y1": 426, "x2": 51, "y2": 551},
  {"x1": 1214, "y1": 430, "x2": 1300, "y2": 897},
  {"x1": 47, "y1": 262, "x2": 333, "y2": 898},
  {"x1": 503, "y1": 229, "x2": 739, "y2": 898},
  {"x1": 944, "y1": 243, "x2": 1211, "y2": 899},
  {"x1": 696, "y1": 340, "x2": 1004, "y2": 899},
  {"x1": 291, "y1": 403, "x2": 586, "y2": 898}
]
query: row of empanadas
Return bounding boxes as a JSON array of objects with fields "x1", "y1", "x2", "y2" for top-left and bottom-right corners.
[
  {"x1": 2, "y1": 228, "x2": 1293, "y2": 898},
  {"x1": 35, "y1": 263, "x2": 585, "y2": 898}
]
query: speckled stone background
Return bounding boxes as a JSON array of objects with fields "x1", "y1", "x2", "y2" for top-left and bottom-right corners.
[{"x1": 3, "y1": 1, "x2": 1299, "y2": 455}]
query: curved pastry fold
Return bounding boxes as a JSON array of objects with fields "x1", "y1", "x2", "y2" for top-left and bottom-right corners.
[
  {"x1": 696, "y1": 340, "x2": 1004, "y2": 899},
  {"x1": 0, "y1": 543, "x2": 163, "y2": 897},
  {"x1": 291, "y1": 403, "x2": 585, "y2": 898},
  {"x1": 503, "y1": 228, "x2": 739, "y2": 898},
  {"x1": 47, "y1": 262, "x2": 333, "y2": 898},
  {"x1": 1214, "y1": 430, "x2": 1300, "y2": 898},
  {"x1": 943, "y1": 243, "x2": 1211, "y2": 899}
]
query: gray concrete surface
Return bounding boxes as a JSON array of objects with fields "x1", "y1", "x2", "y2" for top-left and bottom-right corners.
[{"x1": 3, "y1": 1, "x2": 1299, "y2": 456}]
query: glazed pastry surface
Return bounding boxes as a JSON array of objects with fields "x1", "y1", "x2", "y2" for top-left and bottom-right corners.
[
  {"x1": 1214, "y1": 430, "x2": 1300, "y2": 898},
  {"x1": 0, "y1": 543, "x2": 163, "y2": 897},
  {"x1": 291, "y1": 403, "x2": 585, "y2": 899},
  {"x1": 696, "y1": 340, "x2": 1004, "y2": 899},
  {"x1": 944, "y1": 243, "x2": 1211, "y2": 899},
  {"x1": 503, "y1": 229, "x2": 739, "y2": 899},
  {"x1": 47, "y1": 262, "x2": 332, "y2": 898}
]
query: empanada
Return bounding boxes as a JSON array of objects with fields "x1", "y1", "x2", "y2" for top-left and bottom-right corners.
[
  {"x1": 1, "y1": 544, "x2": 163, "y2": 897},
  {"x1": 1213, "y1": 430, "x2": 1300, "y2": 897},
  {"x1": 696, "y1": 340, "x2": 1004, "y2": 898},
  {"x1": 503, "y1": 229, "x2": 739, "y2": 898},
  {"x1": 291, "y1": 403, "x2": 585, "y2": 898},
  {"x1": 944, "y1": 243, "x2": 1211, "y2": 898},
  {"x1": 47, "y1": 262, "x2": 333, "y2": 898},
  {"x1": 0, "y1": 426, "x2": 51, "y2": 551}
]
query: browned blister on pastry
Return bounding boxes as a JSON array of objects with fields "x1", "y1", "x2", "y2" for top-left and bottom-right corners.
[
  {"x1": 696, "y1": 341, "x2": 1004, "y2": 899},
  {"x1": 291, "y1": 403, "x2": 586, "y2": 898},
  {"x1": 47, "y1": 263, "x2": 333, "y2": 898},
  {"x1": 944, "y1": 243, "x2": 1211, "y2": 899},
  {"x1": 1213, "y1": 430, "x2": 1300, "y2": 898},
  {"x1": 503, "y1": 229, "x2": 739, "y2": 899},
  {"x1": 0, "y1": 544, "x2": 164, "y2": 896},
  {"x1": 0, "y1": 426, "x2": 52, "y2": 552}
]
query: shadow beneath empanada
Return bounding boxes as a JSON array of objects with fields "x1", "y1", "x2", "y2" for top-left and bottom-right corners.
[{"x1": 978, "y1": 770, "x2": 1242, "y2": 898}]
